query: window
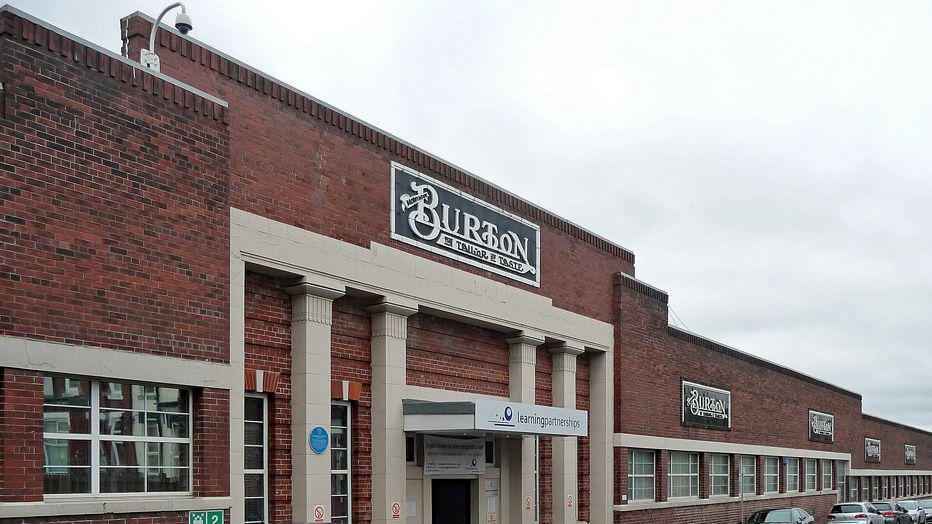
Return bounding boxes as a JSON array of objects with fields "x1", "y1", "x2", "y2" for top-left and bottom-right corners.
[
  {"x1": 43, "y1": 376, "x2": 191, "y2": 495},
  {"x1": 709, "y1": 454, "x2": 730, "y2": 497},
  {"x1": 805, "y1": 459, "x2": 817, "y2": 491},
  {"x1": 908, "y1": 476, "x2": 913, "y2": 497},
  {"x1": 822, "y1": 460, "x2": 833, "y2": 491},
  {"x1": 668, "y1": 452, "x2": 699, "y2": 498},
  {"x1": 244, "y1": 395, "x2": 267, "y2": 524},
  {"x1": 331, "y1": 403, "x2": 351, "y2": 524},
  {"x1": 899, "y1": 476, "x2": 905, "y2": 497},
  {"x1": 405, "y1": 434, "x2": 416, "y2": 464},
  {"x1": 848, "y1": 476, "x2": 857, "y2": 502},
  {"x1": 837, "y1": 462, "x2": 847, "y2": 503},
  {"x1": 740, "y1": 456, "x2": 756, "y2": 495},
  {"x1": 883, "y1": 476, "x2": 889, "y2": 499},
  {"x1": 786, "y1": 458, "x2": 800, "y2": 492},
  {"x1": 484, "y1": 439, "x2": 495, "y2": 465},
  {"x1": 627, "y1": 449, "x2": 655, "y2": 502},
  {"x1": 764, "y1": 457, "x2": 779, "y2": 493},
  {"x1": 872, "y1": 477, "x2": 879, "y2": 501}
]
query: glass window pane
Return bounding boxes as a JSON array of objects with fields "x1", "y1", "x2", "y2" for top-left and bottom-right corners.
[
  {"x1": 331, "y1": 405, "x2": 348, "y2": 427},
  {"x1": 245, "y1": 497, "x2": 264, "y2": 523},
  {"x1": 100, "y1": 467, "x2": 145, "y2": 493},
  {"x1": 150, "y1": 387, "x2": 188, "y2": 413},
  {"x1": 146, "y1": 442, "x2": 190, "y2": 467},
  {"x1": 245, "y1": 446, "x2": 264, "y2": 470},
  {"x1": 44, "y1": 406, "x2": 90, "y2": 434},
  {"x1": 332, "y1": 494, "x2": 349, "y2": 518},
  {"x1": 245, "y1": 397, "x2": 263, "y2": 422},
  {"x1": 245, "y1": 422, "x2": 264, "y2": 446},
  {"x1": 44, "y1": 377, "x2": 90, "y2": 406},
  {"x1": 147, "y1": 467, "x2": 190, "y2": 492},
  {"x1": 100, "y1": 410, "x2": 145, "y2": 436},
  {"x1": 100, "y1": 441, "x2": 145, "y2": 467},
  {"x1": 44, "y1": 467, "x2": 90, "y2": 494},
  {"x1": 332, "y1": 473, "x2": 349, "y2": 495},
  {"x1": 332, "y1": 449, "x2": 348, "y2": 471},
  {"x1": 146, "y1": 412, "x2": 189, "y2": 438},
  {"x1": 99, "y1": 383, "x2": 146, "y2": 410},
  {"x1": 44, "y1": 439, "x2": 90, "y2": 467},
  {"x1": 331, "y1": 427, "x2": 347, "y2": 450},
  {"x1": 245, "y1": 473, "x2": 265, "y2": 498}
]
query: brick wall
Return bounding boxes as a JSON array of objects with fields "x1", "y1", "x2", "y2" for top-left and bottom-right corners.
[
  {"x1": 121, "y1": 15, "x2": 634, "y2": 327},
  {"x1": 195, "y1": 388, "x2": 231, "y2": 497},
  {"x1": 856, "y1": 415, "x2": 932, "y2": 470},
  {"x1": 244, "y1": 272, "x2": 293, "y2": 522},
  {"x1": 332, "y1": 295, "x2": 374, "y2": 524},
  {"x1": 613, "y1": 273, "x2": 863, "y2": 450},
  {"x1": 0, "y1": 13, "x2": 231, "y2": 362},
  {"x1": 0, "y1": 368, "x2": 43, "y2": 502},
  {"x1": 406, "y1": 313, "x2": 509, "y2": 396}
]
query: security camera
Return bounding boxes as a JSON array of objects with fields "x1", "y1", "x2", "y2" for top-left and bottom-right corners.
[{"x1": 174, "y1": 11, "x2": 193, "y2": 34}]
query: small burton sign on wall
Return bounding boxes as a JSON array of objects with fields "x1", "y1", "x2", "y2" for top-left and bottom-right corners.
[
  {"x1": 808, "y1": 410, "x2": 835, "y2": 443},
  {"x1": 865, "y1": 438, "x2": 882, "y2": 463},
  {"x1": 681, "y1": 380, "x2": 731, "y2": 430}
]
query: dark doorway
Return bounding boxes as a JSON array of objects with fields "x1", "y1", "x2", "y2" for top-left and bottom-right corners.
[{"x1": 432, "y1": 479, "x2": 471, "y2": 524}]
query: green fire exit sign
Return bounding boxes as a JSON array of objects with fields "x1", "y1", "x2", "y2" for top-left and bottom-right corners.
[{"x1": 189, "y1": 510, "x2": 224, "y2": 524}]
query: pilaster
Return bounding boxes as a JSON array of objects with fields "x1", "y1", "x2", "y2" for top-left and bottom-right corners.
[
  {"x1": 588, "y1": 348, "x2": 614, "y2": 523},
  {"x1": 286, "y1": 282, "x2": 345, "y2": 524},
  {"x1": 369, "y1": 300, "x2": 418, "y2": 524},
  {"x1": 550, "y1": 342, "x2": 584, "y2": 524},
  {"x1": 507, "y1": 333, "x2": 544, "y2": 524}
]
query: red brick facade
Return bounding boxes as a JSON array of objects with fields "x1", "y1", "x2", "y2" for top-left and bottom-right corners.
[{"x1": 2, "y1": 6, "x2": 932, "y2": 524}]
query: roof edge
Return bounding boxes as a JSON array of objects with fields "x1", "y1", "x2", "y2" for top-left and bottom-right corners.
[
  {"x1": 862, "y1": 413, "x2": 932, "y2": 438},
  {"x1": 668, "y1": 326, "x2": 862, "y2": 401}
]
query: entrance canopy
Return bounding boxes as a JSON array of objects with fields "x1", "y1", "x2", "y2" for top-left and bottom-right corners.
[{"x1": 403, "y1": 398, "x2": 588, "y2": 437}]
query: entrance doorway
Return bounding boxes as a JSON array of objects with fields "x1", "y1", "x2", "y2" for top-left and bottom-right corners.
[{"x1": 432, "y1": 479, "x2": 471, "y2": 524}]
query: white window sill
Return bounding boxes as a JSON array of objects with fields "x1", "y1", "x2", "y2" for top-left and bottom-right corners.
[
  {"x1": 615, "y1": 490, "x2": 838, "y2": 512},
  {"x1": 0, "y1": 496, "x2": 231, "y2": 518}
]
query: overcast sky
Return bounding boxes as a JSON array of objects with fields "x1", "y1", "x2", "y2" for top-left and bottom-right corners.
[{"x1": 12, "y1": 0, "x2": 932, "y2": 430}]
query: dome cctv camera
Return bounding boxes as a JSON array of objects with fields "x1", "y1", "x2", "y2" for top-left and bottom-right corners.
[{"x1": 174, "y1": 11, "x2": 193, "y2": 34}]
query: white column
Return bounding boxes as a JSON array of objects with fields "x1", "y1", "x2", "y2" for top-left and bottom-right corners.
[
  {"x1": 507, "y1": 333, "x2": 544, "y2": 524},
  {"x1": 287, "y1": 282, "x2": 345, "y2": 524},
  {"x1": 551, "y1": 343, "x2": 584, "y2": 524},
  {"x1": 368, "y1": 300, "x2": 418, "y2": 524},
  {"x1": 588, "y1": 349, "x2": 614, "y2": 524}
]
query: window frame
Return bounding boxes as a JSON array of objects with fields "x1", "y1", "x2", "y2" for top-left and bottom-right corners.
[
  {"x1": 786, "y1": 458, "x2": 800, "y2": 492},
  {"x1": 667, "y1": 451, "x2": 699, "y2": 499},
  {"x1": 709, "y1": 454, "x2": 730, "y2": 497},
  {"x1": 43, "y1": 377, "x2": 194, "y2": 498},
  {"x1": 763, "y1": 456, "x2": 779, "y2": 493},
  {"x1": 805, "y1": 458, "x2": 817, "y2": 491},
  {"x1": 740, "y1": 455, "x2": 756, "y2": 495},
  {"x1": 244, "y1": 393, "x2": 268, "y2": 524},
  {"x1": 331, "y1": 402, "x2": 352, "y2": 524},
  {"x1": 821, "y1": 460, "x2": 832, "y2": 491},
  {"x1": 626, "y1": 449, "x2": 656, "y2": 502}
]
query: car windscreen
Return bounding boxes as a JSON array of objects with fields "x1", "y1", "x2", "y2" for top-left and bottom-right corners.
[
  {"x1": 749, "y1": 509, "x2": 794, "y2": 523},
  {"x1": 922, "y1": 500, "x2": 932, "y2": 507},
  {"x1": 900, "y1": 501, "x2": 918, "y2": 510},
  {"x1": 832, "y1": 504, "x2": 864, "y2": 514},
  {"x1": 873, "y1": 503, "x2": 892, "y2": 510}
]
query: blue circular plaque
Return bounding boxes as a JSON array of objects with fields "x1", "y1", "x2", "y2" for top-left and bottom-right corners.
[{"x1": 309, "y1": 426, "x2": 329, "y2": 454}]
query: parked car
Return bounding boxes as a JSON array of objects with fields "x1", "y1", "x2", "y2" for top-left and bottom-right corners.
[
  {"x1": 827, "y1": 502, "x2": 886, "y2": 523},
  {"x1": 897, "y1": 501, "x2": 926, "y2": 523},
  {"x1": 746, "y1": 508, "x2": 815, "y2": 523},
  {"x1": 872, "y1": 502, "x2": 912, "y2": 524}
]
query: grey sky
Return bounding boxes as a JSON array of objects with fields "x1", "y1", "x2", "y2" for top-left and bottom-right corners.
[{"x1": 11, "y1": 0, "x2": 932, "y2": 430}]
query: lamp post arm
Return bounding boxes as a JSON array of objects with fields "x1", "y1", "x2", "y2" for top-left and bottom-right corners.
[{"x1": 149, "y1": 2, "x2": 185, "y2": 52}]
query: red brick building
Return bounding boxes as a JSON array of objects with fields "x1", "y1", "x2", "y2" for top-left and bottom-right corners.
[{"x1": 0, "y1": 5, "x2": 928, "y2": 524}]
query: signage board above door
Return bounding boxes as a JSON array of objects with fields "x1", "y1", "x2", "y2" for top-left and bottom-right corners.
[
  {"x1": 390, "y1": 162, "x2": 541, "y2": 287},
  {"x1": 474, "y1": 399, "x2": 587, "y2": 437}
]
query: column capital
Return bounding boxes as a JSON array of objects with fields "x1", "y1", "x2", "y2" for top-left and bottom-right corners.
[
  {"x1": 284, "y1": 281, "x2": 345, "y2": 300},
  {"x1": 366, "y1": 300, "x2": 418, "y2": 317},
  {"x1": 549, "y1": 341, "x2": 585, "y2": 356},
  {"x1": 506, "y1": 332, "x2": 546, "y2": 347}
]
